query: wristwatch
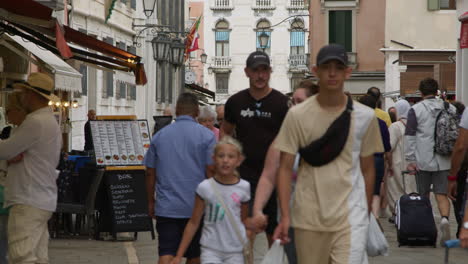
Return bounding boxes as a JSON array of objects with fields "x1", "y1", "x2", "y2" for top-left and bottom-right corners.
[{"x1": 464, "y1": 222, "x2": 468, "y2": 229}]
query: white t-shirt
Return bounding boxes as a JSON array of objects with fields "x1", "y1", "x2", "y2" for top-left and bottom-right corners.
[{"x1": 196, "y1": 178, "x2": 250, "y2": 253}]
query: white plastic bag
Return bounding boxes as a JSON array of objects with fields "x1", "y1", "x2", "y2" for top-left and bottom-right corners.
[
  {"x1": 260, "y1": 239, "x2": 289, "y2": 264},
  {"x1": 367, "y1": 214, "x2": 389, "y2": 257}
]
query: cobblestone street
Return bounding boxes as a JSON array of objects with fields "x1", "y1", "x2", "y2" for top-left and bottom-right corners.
[{"x1": 49, "y1": 214, "x2": 467, "y2": 264}]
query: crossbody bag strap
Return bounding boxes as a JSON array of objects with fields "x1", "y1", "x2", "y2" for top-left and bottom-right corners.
[{"x1": 209, "y1": 178, "x2": 246, "y2": 245}]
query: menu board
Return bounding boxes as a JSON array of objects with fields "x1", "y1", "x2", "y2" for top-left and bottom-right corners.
[
  {"x1": 105, "y1": 170, "x2": 153, "y2": 234},
  {"x1": 91, "y1": 120, "x2": 151, "y2": 166}
]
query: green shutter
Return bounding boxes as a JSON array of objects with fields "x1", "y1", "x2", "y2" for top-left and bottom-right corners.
[
  {"x1": 428, "y1": 0, "x2": 440, "y2": 10},
  {"x1": 80, "y1": 64, "x2": 88, "y2": 96},
  {"x1": 104, "y1": 37, "x2": 114, "y2": 97},
  {"x1": 120, "y1": 82, "x2": 126, "y2": 99},
  {"x1": 329, "y1": 10, "x2": 352, "y2": 52}
]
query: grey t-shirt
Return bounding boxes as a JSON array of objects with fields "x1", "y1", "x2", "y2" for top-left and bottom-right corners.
[{"x1": 196, "y1": 178, "x2": 250, "y2": 253}]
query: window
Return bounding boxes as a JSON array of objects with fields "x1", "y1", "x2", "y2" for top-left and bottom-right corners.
[
  {"x1": 428, "y1": 0, "x2": 456, "y2": 10},
  {"x1": 329, "y1": 10, "x2": 352, "y2": 52},
  {"x1": 290, "y1": 19, "x2": 305, "y2": 55},
  {"x1": 127, "y1": 84, "x2": 136, "y2": 100},
  {"x1": 215, "y1": 20, "x2": 230, "y2": 57},
  {"x1": 116, "y1": 81, "x2": 126, "y2": 99},
  {"x1": 79, "y1": 64, "x2": 88, "y2": 96},
  {"x1": 102, "y1": 37, "x2": 114, "y2": 98},
  {"x1": 256, "y1": 20, "x2": 271, "y2": 55},
  {"x1": 216, "y1": 73, "x2": 229, "y2": 94}
]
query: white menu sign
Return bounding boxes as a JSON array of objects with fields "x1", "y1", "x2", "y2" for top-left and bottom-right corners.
[{"x1": 91, "y1": 120, "x2": 151, "y2": 166}]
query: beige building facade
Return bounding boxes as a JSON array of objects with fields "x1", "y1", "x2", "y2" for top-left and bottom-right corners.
[
  {"x1": 308, "y1": 0, "x2": 386, "y2": 96},
  {"x1": 382, "y1": 0, "x2": 458, "y2": 106}
]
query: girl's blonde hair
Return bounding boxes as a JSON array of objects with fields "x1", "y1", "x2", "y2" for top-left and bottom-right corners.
[{"x1": 214, "y1": 136, "x2": 243, "y2": 157}]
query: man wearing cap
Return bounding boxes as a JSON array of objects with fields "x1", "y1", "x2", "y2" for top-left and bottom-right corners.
[
  {"x1": 221, "y1": 51, "x2": 289, "y2": 245},
  {"x1": 273, "y1": 44, "x2": 382, "y2": 263},
  {"x1": 0, "y1": 72, "x2": 61, "y2": 264}
]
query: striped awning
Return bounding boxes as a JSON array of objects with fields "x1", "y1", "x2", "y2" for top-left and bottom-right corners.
[
  {"x1": 290, "y1": 31, "x2": 305, "y2": 47},
  {"x1": 215, "y1": 31, "x2": 230, "y2": 41}
]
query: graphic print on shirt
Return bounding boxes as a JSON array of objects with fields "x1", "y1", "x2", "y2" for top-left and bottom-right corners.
[
  {"x1": 240, "y1": 102, "x2": 272, "y2": 119},
  {"x1": 207, "y1": 202, "x2": 225, "y2": 222}
]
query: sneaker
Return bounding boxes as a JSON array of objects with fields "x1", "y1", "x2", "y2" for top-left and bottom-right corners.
[
  {"x1": 440, "y1": 218, "x2": 451, "y2": 247},
  {"x1": 388, "y1": 215, "x2": 395, "y2": 224}
]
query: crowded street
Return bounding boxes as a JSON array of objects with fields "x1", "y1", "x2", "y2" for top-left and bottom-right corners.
[{"x1": 1, "y1": 0, "x2": 468, "y2": 263}]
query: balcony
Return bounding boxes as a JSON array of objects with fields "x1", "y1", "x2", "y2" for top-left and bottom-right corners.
[
  {"x1": 288, "y1": 54, "x2": 309, "y2": 71},
  {"x1": 347, "y1": 52, "x2": 358, "y2": 69},
  {"x1": 252, "y1": 0, "x2": 276, "y2": 10},
  {"x1": 211, "y1": 0, "x2": 234, "y2": 10},
  {"x1": 210, "y1": 57, "x2": 232, "y2": 73},
  {"x1": 287, "y1": 0, "x2": 307, "y2": 9}
]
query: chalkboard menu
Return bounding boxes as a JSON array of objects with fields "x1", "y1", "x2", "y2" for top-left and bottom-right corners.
[
  {"x1": 90, "y1": 120, "x2": 151, "y2": 166},
  {"x1": 104, "y1": 169, "x2": 153, "y2": 234}
]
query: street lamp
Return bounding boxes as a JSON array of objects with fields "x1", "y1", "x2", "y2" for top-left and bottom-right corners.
[
  {"x1": 142, "y1": 0, "x2": 157, "y2": 18},
  {"x1": 200, "y1": 52, "x2": 208, "y2": 64},
  {"x1": 152, "y1": 33, "x2": 171, "y2": 62},
  {"x1": 259, "y1": 31, "x2": 270, "y2": 52},
  {"x1": 170, "y1": 38, "x2": 186, "y2": 66}
]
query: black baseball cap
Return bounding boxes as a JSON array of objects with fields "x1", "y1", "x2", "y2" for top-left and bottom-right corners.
[
  {"x1": 246, "y1": 51, "x2": 270, "y2": 69},
  {"x1": 316, "y1": 44, "x2": 348, "y2": 66}
]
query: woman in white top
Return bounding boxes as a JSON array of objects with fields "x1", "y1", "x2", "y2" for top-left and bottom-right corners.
[{"x1": 386, "y1": 99, "x2": 417, "y2": 222}]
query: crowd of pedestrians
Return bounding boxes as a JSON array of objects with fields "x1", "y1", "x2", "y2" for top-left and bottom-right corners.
[{"x1": 144, "y1": 44, "x2": 468, "y2": 264}]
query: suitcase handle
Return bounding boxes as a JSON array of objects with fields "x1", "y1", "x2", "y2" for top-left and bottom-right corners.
[{"x1": 401, "y1": 171, "x2": 418, "y2": 195}]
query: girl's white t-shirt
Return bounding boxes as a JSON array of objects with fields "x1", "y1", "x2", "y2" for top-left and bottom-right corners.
[{"x1": 196, "y1": 178, "x2": 250, "y2": 253}]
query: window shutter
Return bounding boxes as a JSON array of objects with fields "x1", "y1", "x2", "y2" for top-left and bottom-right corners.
[
  {"x1": 128, "y1": 46, "x2": 137, "y2": 55},
  {"x1": 427, "y1": 0, "x2": 440, "y2": 10},
  {"x1": 80, "y1": 64, "x2": 88, "y2": 96},
  {"x1": 329, "y1": 11, "x2": 352, "y2": 52},
  {"x1": 120, "y1": 82, "x2": 126, "y2": 99},
  {"x1": 131, "y1": 0, "x2": 136, "y2": 10},
  {"x1": 131, "y1": 84, "x2": 137, "y2": 100},
  {"x1": 105, "y1": 37, "x2": 114, "y2": 97}
]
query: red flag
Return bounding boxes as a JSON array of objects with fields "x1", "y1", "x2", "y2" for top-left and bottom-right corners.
[
  {"x1": 185, "y1": 16, "x2": 202, "y2": 60},
  {"x1": 55, "y1": 22, "x2": 73, "y2": 59}
]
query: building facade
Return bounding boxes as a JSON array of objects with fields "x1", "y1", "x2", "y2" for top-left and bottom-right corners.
[
  {"x1": 309, "y1": 0, "x2": 386, "y2": 97},
  {"x1": 203, "y1": 0, "x2": 310, "y2": 102},
  {"x1": 456, "y1": 0, "x2": 468, "y2": 105},
  {"x1": 70, "y1": 0, "x2": 141, "y2": 150},
  {"x1": 382, "y1": 0, "x2": 457, "y2": 106}
]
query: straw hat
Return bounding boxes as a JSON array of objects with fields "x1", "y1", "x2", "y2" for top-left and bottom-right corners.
[{"x1": 12, "y1": 72, "x2": 55, "y2": 101}]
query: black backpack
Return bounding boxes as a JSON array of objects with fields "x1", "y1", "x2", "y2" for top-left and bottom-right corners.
[{"x1": 434, "y1": 101, "x2": 460, "y2": 156}]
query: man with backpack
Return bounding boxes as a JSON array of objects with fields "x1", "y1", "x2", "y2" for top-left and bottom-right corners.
[{"x1": 405, "y1": 77, "x2": 457, "y2": 246}]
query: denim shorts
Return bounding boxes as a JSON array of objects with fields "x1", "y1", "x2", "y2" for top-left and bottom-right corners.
[{"x1": 155, "y1": 216, "x2": 202, "y2": 258}]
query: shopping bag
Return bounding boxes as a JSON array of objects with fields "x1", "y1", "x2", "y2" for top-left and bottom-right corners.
[
  {"x1": 367, "y1": 213, "x2": 389, "y2": 257},
  {"x1": 260, "y1": 239, "x2": 289, "y2": 264}
]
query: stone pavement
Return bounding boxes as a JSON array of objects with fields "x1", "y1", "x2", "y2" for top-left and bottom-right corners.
[{"x1": 49, "y1": 215, "x2": 467, "y2": 264}]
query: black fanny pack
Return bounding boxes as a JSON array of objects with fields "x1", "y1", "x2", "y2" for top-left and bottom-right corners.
[{"x1": 298, "y1": 95, "x2": 353, "y2": 167}]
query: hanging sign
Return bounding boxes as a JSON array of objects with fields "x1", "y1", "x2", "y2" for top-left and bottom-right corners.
[{"x1": 461, "y1": 21, "x2": 468, "y2": 49}]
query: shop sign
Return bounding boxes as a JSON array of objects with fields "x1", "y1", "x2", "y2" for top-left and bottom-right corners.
[{"x1": 461, "y1": 21, "x2": 468, "y2": 49}]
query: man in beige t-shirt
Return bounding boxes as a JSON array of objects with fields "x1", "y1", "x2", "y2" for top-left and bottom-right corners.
[{"x1": 273, "y1": 44, "x2": 383, "y2": 264}]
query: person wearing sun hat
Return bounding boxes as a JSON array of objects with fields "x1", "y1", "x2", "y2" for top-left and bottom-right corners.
[{"x1": 0, "y1": 72, "x2": 61, "y2": 264}]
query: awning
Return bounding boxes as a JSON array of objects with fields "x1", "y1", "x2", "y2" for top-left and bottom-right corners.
[
  {"x1": 0, "y1": 0, "x2": 147, "y2": 85},
  {"x1": 185, "y1": 83, "x2": 215, "y2": 104},
  {"x1": 1, "y1": 34, "x2": 82, "y2": 92}
]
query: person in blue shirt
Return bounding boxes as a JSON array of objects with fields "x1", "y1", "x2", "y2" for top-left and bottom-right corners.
[{"x1": 144, "y1": 93, "x2": 216, "y2": 264}]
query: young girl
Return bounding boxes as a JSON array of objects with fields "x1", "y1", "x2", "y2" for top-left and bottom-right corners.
[{"x1": 170, "y1": 136, "x2": 250, "y2": 264}]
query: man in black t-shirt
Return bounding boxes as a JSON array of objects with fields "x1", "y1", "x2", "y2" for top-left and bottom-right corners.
[{"x1": 221, "y1": 51, "x2": 289, "y2": 245}]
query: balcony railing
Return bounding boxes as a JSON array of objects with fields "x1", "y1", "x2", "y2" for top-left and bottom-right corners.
[
  {"x1": 252, "y1": 0, "x2": 275, "y2": 10},
  {"x1": 211, "y1": 0, "x2": 234, "y2": 10},
  {"x1": 212, "y1": 56, "x2": 232, "y2": 69},
  {"x1": 287, "y1": 0, "x2": 307, "y2": 9},
  {"x1": 288, "y1": 54, "x2": 308, "y2": 68},
  {"x1": 347, "y1": 52, "x2": 358, "y2": 69}
]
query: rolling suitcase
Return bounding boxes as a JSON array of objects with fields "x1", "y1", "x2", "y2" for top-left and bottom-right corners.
[{"x1": 395, "y1": 171, "x2": 438, "y2": 247}]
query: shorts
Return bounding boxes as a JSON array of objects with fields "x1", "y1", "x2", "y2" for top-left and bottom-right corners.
[
  {"x1": 201, "y1": 247, "x2": 244, "y2": 264},
  {"x1": 373, "y1": 155, "x2": 385, "y2": 195},
  {"x1": 294, "y1": 204, "x2": 368, "y2": 264},
  {"x1": 249, "y1": 182, "x2": 278, "y2": 235},
  {"x1": 155, "y1": 216, "x2": 202, "y2": 258},
  {"x1": 416, "y1": 170, "x2": 449, "y2": 195}
]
